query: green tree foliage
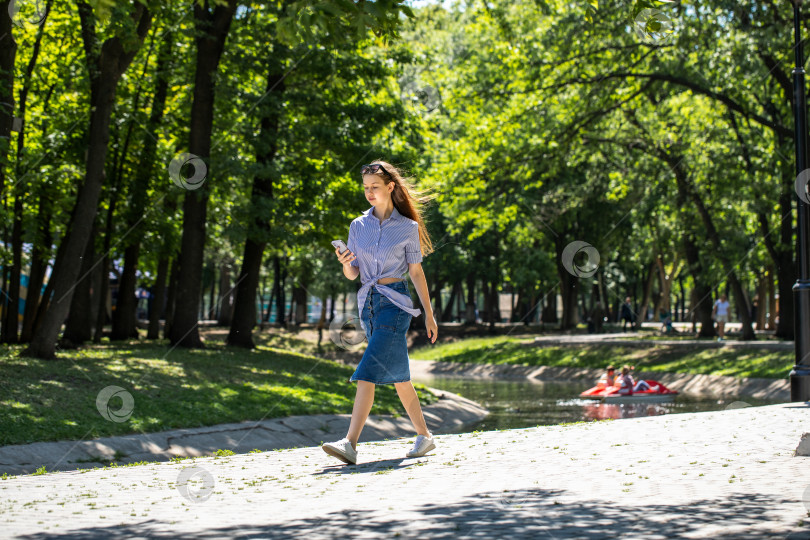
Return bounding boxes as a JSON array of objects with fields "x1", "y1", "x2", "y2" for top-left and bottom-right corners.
[{"x1": 0, "y1": 0, "x2": 802, "y2": 355}]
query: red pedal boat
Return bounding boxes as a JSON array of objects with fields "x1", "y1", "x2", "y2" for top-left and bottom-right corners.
[{"x1": 580, "y1": 380, "x2": 678, "y2": 403}]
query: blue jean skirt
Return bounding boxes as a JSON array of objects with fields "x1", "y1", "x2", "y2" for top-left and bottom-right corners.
[{"x1": 350, "y1": 280, "x2": 414, "y2": 385}]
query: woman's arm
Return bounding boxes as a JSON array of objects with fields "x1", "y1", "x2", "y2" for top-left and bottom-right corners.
[
  {"x1": 343, "y1": 263, "x2": 360, "y2": 280},
  {"x1": 335, "y1": 247, "x2": 359, "y2": 280},
  {"x1": 340, "y1": 221, "x2": 360, "y2": 280},
  {"x1": 408, "y1": 262, "x2": 432, "y2": 317}
]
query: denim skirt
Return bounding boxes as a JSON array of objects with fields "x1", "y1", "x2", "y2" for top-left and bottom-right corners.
[{"x1": 350, "y1": 280, "x2": 414, "y2": 385}]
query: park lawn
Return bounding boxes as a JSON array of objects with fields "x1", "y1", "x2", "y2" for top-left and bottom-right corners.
[
  {"x1": 0, "y1": 336, "x2": 437, "y2": 447},
  {"x1": 410, "y1": 336, "x2": 792, "y2": 380}
]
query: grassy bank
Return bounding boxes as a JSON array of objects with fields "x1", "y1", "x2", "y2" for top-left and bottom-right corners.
[
  {"x1": 0, "y1": 332, "x2": 437, "y2": 447},
  {"x1": 410, "y1": 336, "x2": 792, "y2": 379}
]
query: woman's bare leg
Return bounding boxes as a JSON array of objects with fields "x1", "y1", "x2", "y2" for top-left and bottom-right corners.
[
  {"x1": 394, "y1": 381, "x2": 431, "y2": 437},
  {"x1": 346, "y1": 381, "x2": 375, "y2": 450}
]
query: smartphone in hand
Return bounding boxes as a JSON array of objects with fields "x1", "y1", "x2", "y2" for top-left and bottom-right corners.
[{"x1": 331, "y1": 239, "x2": 349, "y2": 254}]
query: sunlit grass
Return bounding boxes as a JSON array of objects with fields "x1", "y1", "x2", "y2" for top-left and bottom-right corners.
[
  {"x1": 411, "y1": 336, "x2": 791, "y2": 379},
  {"x1": 0, "y1": 332, "x2": 436, "y2": 447}
]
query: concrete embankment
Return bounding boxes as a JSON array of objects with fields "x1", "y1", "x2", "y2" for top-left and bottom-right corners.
[
  {"x1": 409, "y1": 358, "x2": 789, "y2": 401},
  {"x1": 0, "y1": 386, "x2": 487, "y2": 476}
]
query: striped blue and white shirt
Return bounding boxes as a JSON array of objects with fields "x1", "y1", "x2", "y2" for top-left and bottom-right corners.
[{"x1": 347, "y1": 205, "x2": 423, "y2": 317}]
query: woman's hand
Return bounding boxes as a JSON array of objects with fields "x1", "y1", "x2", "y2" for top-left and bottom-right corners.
[
  {"x1": 335, "y1": 246, "x2": 356, "y2": 267},
  {"x1": 425, "y1": 311, "x2": 438, "y2": 343}
]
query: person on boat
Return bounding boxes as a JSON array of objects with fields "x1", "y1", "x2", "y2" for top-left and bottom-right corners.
[
  {"x1": 617, "y1": 365, "x2": 652, "y2": 395},
  {"x1": 598, "y1": 365, "x2": 616, "y2": 387}
]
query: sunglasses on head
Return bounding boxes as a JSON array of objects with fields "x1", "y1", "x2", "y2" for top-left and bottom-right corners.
[{"x1": 361, "y1": 163, "x2": 391, "y2": 177}]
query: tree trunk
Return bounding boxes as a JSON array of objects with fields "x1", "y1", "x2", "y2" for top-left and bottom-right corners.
[
  {"x1": 112, "y1": 31, "x2": 172, "y2": 340},
  {"x1": 683, "y1": 233, "x2": 716, "y2": 338},
  {"x1": 24, "y1": 1, "x2": 151, "y2": 358},
  {"x1": 541, "y1": 287, "x2": 558, "y2": 324},
  {"x1": 95, "y1": 133, "x2": 125, "y2": 342},
  {"x1": 93, "y1": 249, "x2": 110, "y2": 342},
  {"x1": 168, "y1": 0, "x2": 237, "y2": 348},
  {"x1": 559, "y1": 271, "x2": 580, "y2": 331},
  {"x1": 4, "y1": 184, "x2": 23, "y2": 343},
  {"x1": 766, "y1": 265, "x2": 777, "y2": 331},
  {"x1": 442, "y1": 281, "x2": 458, "y2": 322},
  {"x1": 662, "y1": 149, "x2": 754, "y2": 339},
  {"x1": 464, "y1": 274, "x2": 476, "y2": 324},
  {"x1": 147, "y1": 256, "x2": 169, "y2": 340},
  {"x1": 0, "y1": 0, "x2": 18, "y2": 341},
  {"x1": 0, "y1": 0, "x2": 16, "y2": 195},
  {"x1": 20, "y1": 191, "x2": 52, "y2": 342},
  {"x1": 637, "y1": 261, "x2": 655, "y2": 326},
  {"x1": 431, "y1": 280, "x2": 443, "y2": 323},
  {"x1": 207, "y1": 263, "x2": 216, "y2": 319},
  {"x1": 490, "y1": 278, "x2": 500, "y2": 327},
  {"x1": 217, "y1": 261, "x2": 234, "y2": 326},
  {"x1": 755, "y1": 272, "x2": 767, "y2": 331},
  {"x1": 62, "y1": 222, "x2": 97, "y2": 345},
  {"x1": 275, "y1": 255, "x2": 287, "y2": 327},
  {"x1": 227, "y1": 49, "x2": 285, "y2": 347},
  {"x1": 316, "y1": 287, "x2": 327, "y2": 347},
  {"x1": 1, "y1": 0, "x2": 52, "y2": 342},
  {"x1": 163, "y1": 258, "x2": 180, "y2": 340},
  {"x1": 264, "y1": 277, "x2": 275, "y2": 323},
  {"x1": 293, "y1": 285, "x2": 307, "y2": 325}
]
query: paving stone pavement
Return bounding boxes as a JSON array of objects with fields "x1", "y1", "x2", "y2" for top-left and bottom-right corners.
[{"x1": 1, "y1": 402, "x2": 809, "y2": 539}]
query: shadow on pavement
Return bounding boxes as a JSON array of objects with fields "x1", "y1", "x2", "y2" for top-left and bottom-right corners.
[
  {"x1": 14, "y1": 490, "x2": 810, "y2": 539},
  {"x1": 314, "y1": 456, "x2": 421, "y2": 475}
]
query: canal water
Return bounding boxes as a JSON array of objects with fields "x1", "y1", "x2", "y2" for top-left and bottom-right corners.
[{"x1": 411, "y1": 376, "x2": 783, "y2": 433}]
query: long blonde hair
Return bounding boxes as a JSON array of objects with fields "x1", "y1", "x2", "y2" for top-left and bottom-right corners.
[{"x1": 367, "y1": 159, "x2": 435, "y2": 258}]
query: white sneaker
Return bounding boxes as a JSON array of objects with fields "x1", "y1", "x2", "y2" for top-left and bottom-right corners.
[
  {"x1": 322, "y1": 438, "x2": 357, "y2": 464},
  {"x1": 406, "y1": 434, "x2": 436, "y2": 458}
]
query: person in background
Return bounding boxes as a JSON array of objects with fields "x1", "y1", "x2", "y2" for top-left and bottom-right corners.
[
  {"x1": 620, "y1": 297, "x2": 634, "y2": 332},
  {"x1": 598, "y1": 365, "x2": 616, "y2": 387},
  {"x1": 592, "y1": 301, "x2": 605, "y2": 333},
  {"x1": 617, "y1": 365, "x2": 634, "y2": 395},
  {"x1": 712, "y1": 293, "x2": 731, "y2": 342},
  {"x1": 617, "y1": 365, "x2": 651, "y2": 395},
  {"x1": 659, "y1": 308, "x2": 673, "y2": 334}
]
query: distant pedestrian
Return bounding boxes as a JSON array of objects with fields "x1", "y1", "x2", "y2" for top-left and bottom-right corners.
[
  {"x1": 620, "y1": 297, "x2": 634, "y2": 332},
  {"x1": 659, "y1": 308, "x2": 673, "y2": 334},
  {"x1": 712, "y1": 294, "x2": 730, "y2": 341},
  {"x1": 592, "y1": 301, "x2": 605, "y2": 333}
]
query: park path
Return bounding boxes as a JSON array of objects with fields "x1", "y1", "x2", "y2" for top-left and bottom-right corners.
[
  {"x1": 529, "y1": 331, "x2": 793, "y2": 349},
  {"x1": 1, "y1": 402, "x2": 808, "y2": 539}
]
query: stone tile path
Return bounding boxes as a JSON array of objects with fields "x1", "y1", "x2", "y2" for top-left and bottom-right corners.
[{"x1": 2, "y1": 402, "x2": 808, "y2": 539}]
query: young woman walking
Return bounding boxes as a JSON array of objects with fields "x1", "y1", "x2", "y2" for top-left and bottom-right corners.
[{"x1": 322, "y1": 160, "x2": 438, "y2": 465}]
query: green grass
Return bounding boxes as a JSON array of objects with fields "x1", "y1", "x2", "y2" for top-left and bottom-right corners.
[
  {"x1": 0, "y1": 332, "x2": 436, "y2": 447},
  {"x1": 411, "y1": 336, "x2": 792, "y2": 379}
]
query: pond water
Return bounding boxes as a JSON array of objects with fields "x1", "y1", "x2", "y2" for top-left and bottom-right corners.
[{"x1": 411, "y1": 376, "x2": 783, "y2": 433}]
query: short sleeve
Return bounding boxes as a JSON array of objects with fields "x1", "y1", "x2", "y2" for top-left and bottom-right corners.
[
  {"x1": 404, "y1": 222, "x2": 423, "y2": 264},
  {"x1": 347, "y1": 221, "x2": 359, "y2": 267}
]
